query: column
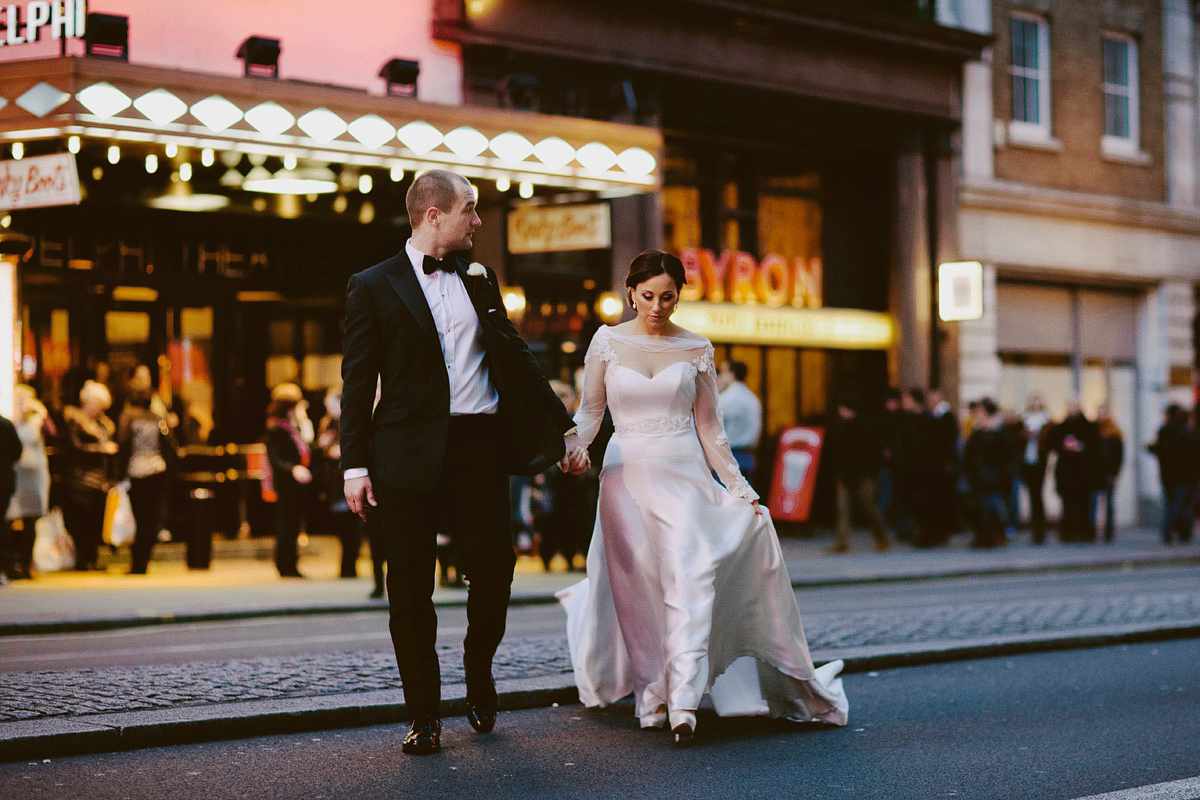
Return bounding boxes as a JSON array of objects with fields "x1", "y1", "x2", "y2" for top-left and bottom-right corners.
[
  {"x1": 890, "y1": 147, "x2": 930, "y2": 391},
  {"x1": 1164, "y1": 0, "x2": 1198, "y2": 207}
]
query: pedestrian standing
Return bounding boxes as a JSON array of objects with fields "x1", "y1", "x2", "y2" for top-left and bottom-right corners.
[
  {"x1": 5, "y1": 385, "x2": 50, "y2": 580},
  {"x1": 914, "y1": 389, "x2": 959, "y2": 548},
  {"x1": 531, "y1": 380, "x2": 586, "y2": 572},
  {"x1": 316, "y1": 389, "x2": 363, "y2": 579},
  {"x1": 825, "y1": 395, "x2": 890, "y2": 554},
  {"x1": 1020, "y1": 394, "x2": 1052, "y2": 543},
  {"x1": 962, "y1": 398, "x2": 1013, "y2": 548},
  {"x1": 716, "y1": 360, "x2": 762, "y2": 486},
  {"x1": 1148, "y1": 404, "x2": 1198, "y2": 545},
  {"x1": 1046, "y1": 399, "x2": 1101, "y2": 543},
  {"x1": 1000, "y1": 407, "x2": 1024, "y2": 541},
  {"x1": 114, "y1": 384, "x2": 171, "y2": 574},
  {"x1": 61, "y1": 380, "x2": 117, "y2": 571},
  {"x1": 1094, "y1": 404, "x2": 1124, "y2": 543},
  {"x1": 0, "y1": 408, "x2": 22, "y2": 583},
  {"x1": 339, "y1": 169, "x2": 581, "y2": 755},
  {"x1": 264, "y1": 383, "x2": 312, "y2": 578}
]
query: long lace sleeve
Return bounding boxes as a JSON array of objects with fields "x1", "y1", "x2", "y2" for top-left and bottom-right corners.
[
  {"x1": 692, "y1": 343, "x2": 759, "y2": 503},
  {"x1": 573, "y1": 328, "x2": 613, "y2": 447}
]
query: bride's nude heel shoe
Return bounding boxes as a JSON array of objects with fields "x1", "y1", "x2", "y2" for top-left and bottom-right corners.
[
  {"x1": 640, "y1": 706, "x2": 667, "y2": 730},
  {"x1": 669, "y1": 710, "x2": 696, "y2": 748}
]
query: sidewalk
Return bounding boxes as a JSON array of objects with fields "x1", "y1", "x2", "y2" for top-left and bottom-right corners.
[
  {"x1": 1, "y1": 527, "x2": 1197, "y2": 761},
  {"x1": 2, "y1": 527, "x2": 1194, "y2": 633}
]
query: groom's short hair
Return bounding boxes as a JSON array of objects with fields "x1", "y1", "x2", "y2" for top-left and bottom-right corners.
[{"x1": 406, "y1": 169, "x2": 467, "y2": 230}]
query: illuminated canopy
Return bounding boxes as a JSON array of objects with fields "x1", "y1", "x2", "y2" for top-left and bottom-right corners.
[
  {"x1": 0, "y1": 56, "x2": 662, "y2": 194},
  {"x1": 672, "y1": 302, "x2": 894, "y2": 349}
]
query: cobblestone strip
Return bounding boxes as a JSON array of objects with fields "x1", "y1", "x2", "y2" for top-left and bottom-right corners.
[{"x1": 2, "y1": 591, "x2": 1198, "y2": 723}]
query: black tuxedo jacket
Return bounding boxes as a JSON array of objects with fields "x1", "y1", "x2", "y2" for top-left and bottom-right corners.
[{"x1": 340, "y1": 251, "x2": 574, "y2": 491}]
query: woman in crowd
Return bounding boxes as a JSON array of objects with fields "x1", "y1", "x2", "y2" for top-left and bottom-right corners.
[
  {"x1": 5, "y1": 385, "x2": 51, "y2": 579},
  {"x1": 62, "y1": 380, "x2": 117, "y2": 570},
  {"x1": 115, "y1": 383, "x2": 172, "y2": 574},
  {"x1": 264, "y1": 383, "x2": 313, "y2": 578}
]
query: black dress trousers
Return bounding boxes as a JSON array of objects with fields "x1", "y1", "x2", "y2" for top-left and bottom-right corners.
[{"x1": 375, "y1": 413, "x2": 515, "y2": 718}]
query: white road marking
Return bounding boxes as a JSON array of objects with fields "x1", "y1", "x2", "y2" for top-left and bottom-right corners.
[{"x1": 1069, "y1": 777, "x2": 1200, "y2": 800}]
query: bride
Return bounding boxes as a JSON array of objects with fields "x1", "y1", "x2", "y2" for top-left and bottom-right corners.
[{"x1": 558, "y1": 249, "x2": 849, "y2": 747}]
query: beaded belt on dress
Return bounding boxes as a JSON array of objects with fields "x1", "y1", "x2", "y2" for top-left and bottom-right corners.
[{"x1": 613, "y1": 416, "x2": 693, "y2": 435}]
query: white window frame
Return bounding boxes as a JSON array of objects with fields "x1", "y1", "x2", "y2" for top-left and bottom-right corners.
[
  {"x1": 1101, "y1": 33, "x2": 1141, "y2": 159},
  {"x1": 1008, "y1": 13, "x2": 1054, "y2": 146}
]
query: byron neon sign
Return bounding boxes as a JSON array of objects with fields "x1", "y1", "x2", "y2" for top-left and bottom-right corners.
[{"x1": 678, "y1": 247, "x2": 822, "y2": 309}]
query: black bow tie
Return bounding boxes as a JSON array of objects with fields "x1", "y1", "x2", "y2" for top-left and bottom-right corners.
[{"x1": 422, "y1": 255, "x2": 455, "y2": 275}]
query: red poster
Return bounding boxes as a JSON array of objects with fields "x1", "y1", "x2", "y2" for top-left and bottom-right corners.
[{"x1": 767, "y1": 426, "x2": 824, "y2": 522}]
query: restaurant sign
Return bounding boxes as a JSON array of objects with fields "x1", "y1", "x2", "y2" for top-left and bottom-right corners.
[
  {"x1": 507, "y1": 203, "x2": 611, "y2": 255},
  {"x1": 0, "y1": 154, "x2": 81, "y2": 210},
  {"x1": 1, "y1": 0, "x2": 86, "y2": 46},
  {"x1": 678, "y1": 247, "x2": 822, "y2": 309}
]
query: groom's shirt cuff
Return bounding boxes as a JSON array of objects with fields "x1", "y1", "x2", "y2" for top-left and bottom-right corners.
[{"x1": 343, "y1": 468, "x2": 369, "y2": 480}]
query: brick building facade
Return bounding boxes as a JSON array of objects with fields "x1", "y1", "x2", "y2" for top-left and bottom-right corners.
[{"x1": 944, "y1": 0, "x2": 1200, "y2": 525}]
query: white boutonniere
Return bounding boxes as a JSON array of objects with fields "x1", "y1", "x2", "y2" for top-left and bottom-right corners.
[{"x1": 467, "y1": 261, "x2": 487, "y2": 277}]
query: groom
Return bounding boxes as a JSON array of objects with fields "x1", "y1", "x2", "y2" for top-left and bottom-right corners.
[{"x1": 340, "y1": 169, "x2": 583, "y2": 755}]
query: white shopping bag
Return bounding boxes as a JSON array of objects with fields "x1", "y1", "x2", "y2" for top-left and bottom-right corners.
[
  {"x1": 32, "y1": 508, "x2": 75, "y2": 572},
  {"x1": 103, "y1": 481, "x2": 137, "y2": 547}
]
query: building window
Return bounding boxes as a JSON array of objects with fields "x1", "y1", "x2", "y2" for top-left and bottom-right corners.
[
  {"x1": 1009, "y1": 15, "x2": 1052, "y2": 142},
  {"x1": 1102, "y1": 34, "x2": 1140, "y2": 158}
]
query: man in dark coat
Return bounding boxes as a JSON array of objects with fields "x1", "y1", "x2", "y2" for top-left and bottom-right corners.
[
  {"x1": 825, "y1": 395, "x2": 890, "y2": 553},
  {"x1": 1148, "y1": 404, "x2": 1199, "y2": 545},
  {"x1": 0, "y1": 412, "x2": 22, "y2": 583},
  {"x1": 962, "y1": 398, "x2": 1013, "y2": 548},
  {"x1": 340, "y1": 170, "x2": 580, "y2": 755},
  {"x1": 1046, "y1": 400, "x2": 1101, "y2": 542}
]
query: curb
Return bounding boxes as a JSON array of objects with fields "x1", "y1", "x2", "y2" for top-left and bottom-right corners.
[
  {"x1": 5, "y1": 553, "x2": 1198, "y2": 636},
  {"x1": 0, "y1": 592, "x2": 558, "y2": 637},
  {"x1": 3, "y1": 619, "x2": 1198, "y2": 763}
]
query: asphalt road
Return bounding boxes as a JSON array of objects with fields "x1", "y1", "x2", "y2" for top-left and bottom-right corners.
[
  {"x1": 1, "y1": 638, "x2": 1196, "y2": 800},
  {"x1": 2, "y1": 565, "x2": 1197, "y2": 672}
]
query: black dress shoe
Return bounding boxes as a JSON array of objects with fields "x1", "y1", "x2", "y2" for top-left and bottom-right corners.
[
  {"x1": 465, "y1": 669, "x2": 498, "y2": 733},
  {"x1": 466, "y1": 701, "x2": 497, "y2": 733},
  {"x1": 401, "y1": 716, "x2": 441, "y2": 755}
]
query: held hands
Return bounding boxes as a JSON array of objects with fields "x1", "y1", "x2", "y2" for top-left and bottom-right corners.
[
  {"x1": 345, "y1": 474, "x2": 377, "y2": 520},
  {"x1": 559, "y1": 433, "x2": 591, "y2": 475}
]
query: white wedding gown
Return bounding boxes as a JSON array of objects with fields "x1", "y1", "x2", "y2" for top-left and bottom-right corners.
[{"x1": 557, "y1": 325, "x2": 849, "y2": 728}]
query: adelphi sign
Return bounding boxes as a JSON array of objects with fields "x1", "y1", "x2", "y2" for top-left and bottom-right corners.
[
  {"x1": 679, "y1": 247, "x2": 822, "y2": 309},
  {"x1": 1, "y1": 1, "x2": 87, "y2": 46}
]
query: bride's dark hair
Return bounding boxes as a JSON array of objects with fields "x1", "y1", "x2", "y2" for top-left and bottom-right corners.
[{"x1": 625, "y1": 249, "x2": 686, "y2": 291}]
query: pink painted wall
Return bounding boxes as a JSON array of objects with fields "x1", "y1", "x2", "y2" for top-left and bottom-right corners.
[{"x1": 1, "y1": 0, "x2": 463, "y2": 103}]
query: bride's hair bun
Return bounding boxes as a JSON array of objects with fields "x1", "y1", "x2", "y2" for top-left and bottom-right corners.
[{"x1": 626, "y1": 250, "x2": 686, "y2": 292}]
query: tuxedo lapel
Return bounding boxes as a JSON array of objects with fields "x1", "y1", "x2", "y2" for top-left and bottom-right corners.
[{"x1": 383, "y1": 255, "x2": 439, "y2": 348}]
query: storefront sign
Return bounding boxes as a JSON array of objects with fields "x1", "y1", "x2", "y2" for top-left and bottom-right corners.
[
  {"x1": 507, "y1": 203, "x2": 611, "y2": 254},
  {"x1": 672, "y1": 301, "x2": 893, "y2": 349},
  {"x1": 938, "y1": 260, "x2": 984, "y2": 321},
  {"x1": 678, "y1": 247, "x2": 822, "y2": 308},
  {"x1": 0, "y1": 154, "x2": 81, "y2": 211},
  {"x1": 1, "y1": 0, "x2": 86, "y2": 46},
  {"x1": 768, "y1": 426, "x2": 823, "y2": 522}
]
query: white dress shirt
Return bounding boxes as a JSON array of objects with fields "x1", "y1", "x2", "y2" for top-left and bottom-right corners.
[
  {"x1": 717, "y1": 381, "x2": 762, "y2": 449},
  {"x1": 344, "y1": 241, "x2": 499, "y2": 480}
]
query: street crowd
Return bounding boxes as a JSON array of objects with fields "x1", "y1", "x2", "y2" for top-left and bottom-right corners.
[{"x1": 825, "y1": 387, "x2": 1196, "y2": 553}]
